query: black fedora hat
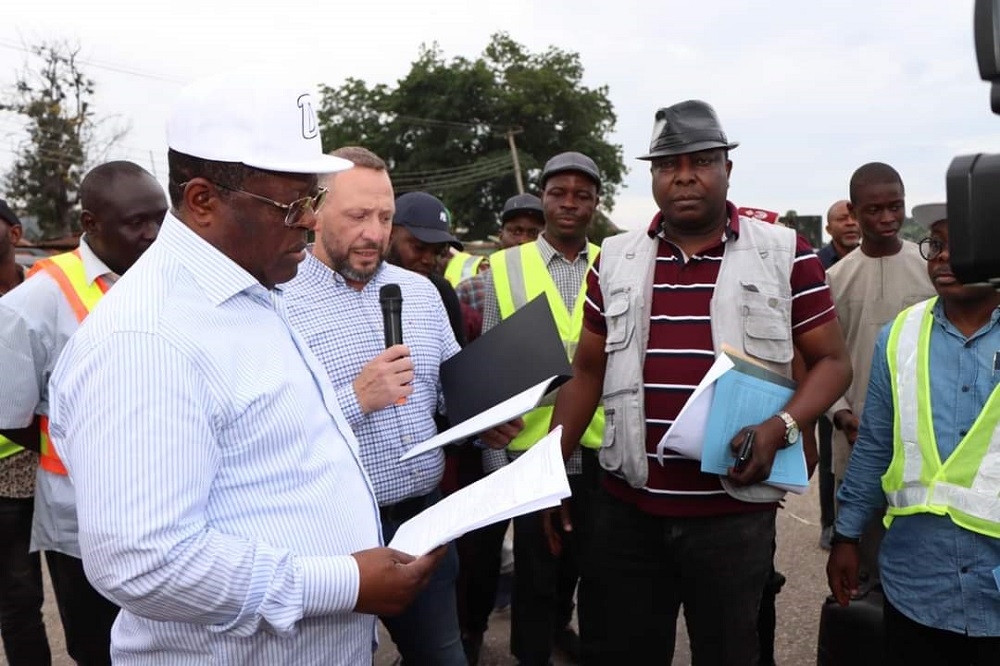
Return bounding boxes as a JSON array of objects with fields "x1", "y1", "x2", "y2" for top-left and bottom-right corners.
[{"x1": 637, "y1": 100, "x2": 739, "y2": 160}]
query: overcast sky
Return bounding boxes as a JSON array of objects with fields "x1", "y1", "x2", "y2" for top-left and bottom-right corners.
[{"x1": 1, "y1": 0, "x2": 996, "y2": 233}]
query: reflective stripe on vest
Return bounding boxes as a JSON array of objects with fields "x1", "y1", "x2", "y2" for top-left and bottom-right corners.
[
  {"x1": 444, "y1": 253, "x2": 484, "y2": 287},
  {"x1": 490, "y1": 241, "x2": 604, "y2": 451},
  {"x1": 0, "y1": 435, "x2": 23, "y2": 460},
  {"x1": 883, "y1": 296, "x2": 1000, "y2": 537},
  {"x1": 26, "y1": 250, "x2": 110, "y2": 476}
]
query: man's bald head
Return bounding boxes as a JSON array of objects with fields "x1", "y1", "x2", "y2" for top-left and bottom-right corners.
[
  {"x1": 826, "y1": 198, "x2": 859, "y2": 254},
  {"x1": 79, "y1": 160, "x2": 167, "y2": 275}
]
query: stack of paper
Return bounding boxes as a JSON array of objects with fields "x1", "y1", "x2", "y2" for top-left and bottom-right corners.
[
  {"x1": 400, "y1": 376, "x2": 564, "y2": 461},
  {"x1": 389, "y1": 427, "x2": 572, "y2": 557}
]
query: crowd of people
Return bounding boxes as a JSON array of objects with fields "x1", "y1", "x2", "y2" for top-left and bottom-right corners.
[{"x1": 0, "y1": 70, "x2": 998, "y2": 666}]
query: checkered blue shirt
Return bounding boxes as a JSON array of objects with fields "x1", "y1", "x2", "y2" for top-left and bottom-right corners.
[{"x1": 283, "y1": 253, "x2": 461, "y2": 506}]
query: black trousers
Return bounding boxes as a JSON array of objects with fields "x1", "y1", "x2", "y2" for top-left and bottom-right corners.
[
  {"x1": 511, "y1": 448, "x2": 599, "y2": 665},
  {"x1": 818, "y1": 416, "x2": 835, "y2": 528},
  {"x1": 0, "y1": 496, "x2": 50, "y2": 666},
  {"x1": 579, "y1": 488, "x2": 775, "y2": 666},
  {"x1": 884, "y1": 598, "x2": 1000, "y2": 666},
  {"x1": 45, "y1": 551, "x2": 119, "y2": 666},
  {"x1": 456, "y1": 518, "x2": 508, "y2": 636}
]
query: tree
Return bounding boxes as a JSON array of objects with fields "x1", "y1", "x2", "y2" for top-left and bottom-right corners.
[
  {"x1": 317, "y1": 33, "x2": 625, "y2": 240},
  {"x1": 1, "y1": 41, "x2": 125, "y2": 239}
]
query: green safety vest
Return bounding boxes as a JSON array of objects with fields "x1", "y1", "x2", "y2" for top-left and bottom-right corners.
[
  {"x1": 0, "y1": 436, "x2": 22, "y2": 460},
  {"x1": 445, "y1": 252, "x2": 485, "y2": 287},
  {"x1": 883, "y1": 297, "x2": 1000, "y2": 538},
  {"x1": 490, "y1": 241, "x2": 604, "y2": 452}
]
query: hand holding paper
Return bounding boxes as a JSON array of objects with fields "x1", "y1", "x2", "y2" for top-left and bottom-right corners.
[{"x1": 389, "y1": 427, "x2": 572, "y2": 557}]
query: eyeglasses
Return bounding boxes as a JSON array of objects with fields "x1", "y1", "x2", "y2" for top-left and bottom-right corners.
[
  {"x1": 918, "y1": 237, "x2": 947, "y2": 261},
  {"x1": 179, "y1": 180, "x2": 328, "y2": 227}
]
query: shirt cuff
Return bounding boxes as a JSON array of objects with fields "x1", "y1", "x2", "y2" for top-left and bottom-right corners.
[
  {"x1": 833, "y1": 502, "x2": 870, "y2": 540},
  {"x1": 826, "y1": 397, "x2": 852, "y2": 424},
  {"x1": 299, "y1": 555, "x2": 361, "y2": 616},
  {"x1": 335, "y1": 385, "x2": 365, "y2": 427}
]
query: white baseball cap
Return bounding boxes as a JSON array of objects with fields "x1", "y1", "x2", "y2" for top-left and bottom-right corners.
[
  {"x1": 912, "y1": 203, "x2": 947, "y2": 230},
  {"x1": 166, "y1": 71, "x2": 353, "y2": 175}
]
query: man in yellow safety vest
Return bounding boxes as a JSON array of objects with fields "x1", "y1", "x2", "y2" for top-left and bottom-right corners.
[
  {"x1": 479, "y1": 151, "x2": 604, "y2": 665},
  {"x1": 828, "y1": 203, "x2": 1000, "y2": 664},
  {"x1": 0, "y1": 161, "x2": 166, "y2": 666}
]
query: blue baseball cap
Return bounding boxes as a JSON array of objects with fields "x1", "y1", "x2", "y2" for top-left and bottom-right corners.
[{"x1": 393, "y1": 192, "x2": 463, "y2": 250}]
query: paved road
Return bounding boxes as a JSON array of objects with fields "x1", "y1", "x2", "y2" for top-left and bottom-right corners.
[{"x1": 6, "y1": 479, "x2": 830, "y2": 666}]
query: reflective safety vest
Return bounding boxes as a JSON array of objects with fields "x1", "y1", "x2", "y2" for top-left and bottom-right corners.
[
  {"x1": 883, "y1": 297, "x2": 1000, "y2": 538},
  {"x1": 26, "y1": 250, "x2": 110, "y2": 476},
  {"x1": 445, "y1": 252, "x2": 486, "y2": 287},
  {"x1": 0, "y1": 435, "x2": 22, "y2": 460},
  {"x1": 490, "y1": 241, "x2": 604, "y2": 452}
]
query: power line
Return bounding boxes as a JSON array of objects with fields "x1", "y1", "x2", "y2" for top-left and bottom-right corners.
[
  {"x1": 392, "y1": 160, "x2": 512, "y2": 188},
  {"x1": 390, "y1": 155, "x2": 512, "y2": 183},
  {"x1": 0, "y1": 39, "x2": 183, "y2": 84},
  {"x1": 395, "y1": 115, "x2": 483, "y2": 130},
  {"x1": 394, "y1": 165, "x2": 512, "y2": 193}
]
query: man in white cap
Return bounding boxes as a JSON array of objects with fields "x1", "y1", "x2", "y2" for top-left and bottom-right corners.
[
  {"x1": 828, "y1": 203, "x2": 1000, "y2": 664},
  {"x1": 44, "y1": 73, "x2": 444, "y2": 665}
]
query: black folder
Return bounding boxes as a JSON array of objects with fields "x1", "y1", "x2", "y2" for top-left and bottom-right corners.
[{"x1": 440, "y1": 294, "x2": 572, "y2": 424}]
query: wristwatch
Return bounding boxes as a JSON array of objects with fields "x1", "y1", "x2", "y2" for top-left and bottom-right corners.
[{"x1": 775, "y1": 411, "x2": 800, "y2": 448}]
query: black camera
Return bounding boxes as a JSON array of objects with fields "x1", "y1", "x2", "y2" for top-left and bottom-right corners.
[{"x1": 947, "y1": 0, "x2": 1000, "y2": 285}]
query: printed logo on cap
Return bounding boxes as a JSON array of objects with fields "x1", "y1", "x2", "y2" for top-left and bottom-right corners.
[{"x1": 297, "y1": 93, "x2": 318, "y2": 140}]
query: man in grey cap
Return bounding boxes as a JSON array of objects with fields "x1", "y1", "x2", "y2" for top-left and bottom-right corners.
[
  {"x1": 548, "y1": 100, "x2": 851, "y2": 664},
  {"x1": 43, "y1": 75, "x2": 444, "y2": 665},
  {"x1": 828, "y1": 203, "x2": 1000, "y2": 663},
  {"x1": 480, "y1": 151, "x2": 605, "y2": 665}
]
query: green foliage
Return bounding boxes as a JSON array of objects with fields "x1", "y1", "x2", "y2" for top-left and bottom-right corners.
[
  {"x1": 317, "y1": 33, "x2": 625, "y2": 240},
  {"x1": 899, "y1": 217, "x2": 925, "y2": 243},
  {"x1": 1, "y1": 41, "x2": 124, "y2": 240}
]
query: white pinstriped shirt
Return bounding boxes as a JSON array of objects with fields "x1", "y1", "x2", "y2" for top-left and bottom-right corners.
[
  {"x1": 46, "y1": 214, "x2": 382, "y2": 665},
  {"x1": 282, "y1": 253, "x2": 460, "y2": 506},
  {"x1": 0, "y1": 236, "x2": 115, "y2": 556}
]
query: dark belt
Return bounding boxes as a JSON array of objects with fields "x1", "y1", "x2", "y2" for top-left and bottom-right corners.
[{"x1": 379, "y1": 492, "x2": 431, "y2": 524}]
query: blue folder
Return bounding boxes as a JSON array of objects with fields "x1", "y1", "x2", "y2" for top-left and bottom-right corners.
[{"x1": 700, "y1": 361, "x2": 809, "y2": 488}]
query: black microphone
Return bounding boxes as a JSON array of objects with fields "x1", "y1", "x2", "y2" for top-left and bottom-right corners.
[{"x1": 380, "y1": 283, "x2": 403, "y2": 348}]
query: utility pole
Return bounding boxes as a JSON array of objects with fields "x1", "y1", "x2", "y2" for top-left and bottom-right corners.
[{"x1": 505, "y1": 128, "x2": 525, "y2": 194}]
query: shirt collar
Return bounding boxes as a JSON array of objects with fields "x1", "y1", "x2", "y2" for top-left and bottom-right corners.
[
  {"x1": 931, "y1": 297, "x2": 1000, "y2": 342},
  {"x1": 158, "y1": 212, "x2": 264, "y2": 307},
  {"x1": 535, "y1": 232, "x2": 591, "y2": 265},
  {"x1": 77, "y1": 235, "x2": 116, "y2": 285},
  {"x1": 646, "y1": 201, "x2": 740, "y2": 242}
]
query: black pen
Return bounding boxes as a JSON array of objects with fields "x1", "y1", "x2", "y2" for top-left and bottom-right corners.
[{"x1": 735, "y1": 430, "x2": 755, "y2": 470}]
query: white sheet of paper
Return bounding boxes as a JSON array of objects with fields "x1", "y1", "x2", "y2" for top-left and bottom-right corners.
[
  {"x1": 656, "y1": 353, "x2": 735, "y2": 462},
  {"x1": 400, "y1": 375, "x2": 561, "y2": 462},
  {"x1": 389, "y1": 427, "x2": 572, "y2": 557}
]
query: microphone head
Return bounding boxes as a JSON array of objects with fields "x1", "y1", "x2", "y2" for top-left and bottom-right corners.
[{"x1": 379, "y1": 283, "x2": 402, "y2": 302}]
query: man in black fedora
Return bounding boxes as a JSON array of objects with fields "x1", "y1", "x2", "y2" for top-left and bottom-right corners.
[{"x1": 548, "y1": 99, "x2": 851, "y2": 664}]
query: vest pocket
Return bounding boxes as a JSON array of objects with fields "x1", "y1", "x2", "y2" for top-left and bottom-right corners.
[
  {"x1": 741, "y1": 285, "x2": 793, "y2": 364},
  {"x1": 604, "y1": 288, "x2": 634, "y2": 352}
]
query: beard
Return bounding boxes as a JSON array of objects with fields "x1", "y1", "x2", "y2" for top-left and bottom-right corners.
[{"x1": 323, "y1": 237, "x2": 383, "y2": 284}]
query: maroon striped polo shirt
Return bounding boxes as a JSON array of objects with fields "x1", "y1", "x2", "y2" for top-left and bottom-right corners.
[{"x1": 583, "y1": 204, "x2": 836, "y2": 517}]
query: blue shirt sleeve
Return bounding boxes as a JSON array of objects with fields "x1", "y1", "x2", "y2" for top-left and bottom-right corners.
[{"x1": 835, "y1": 323, "x2": 895, "y2": 539}]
